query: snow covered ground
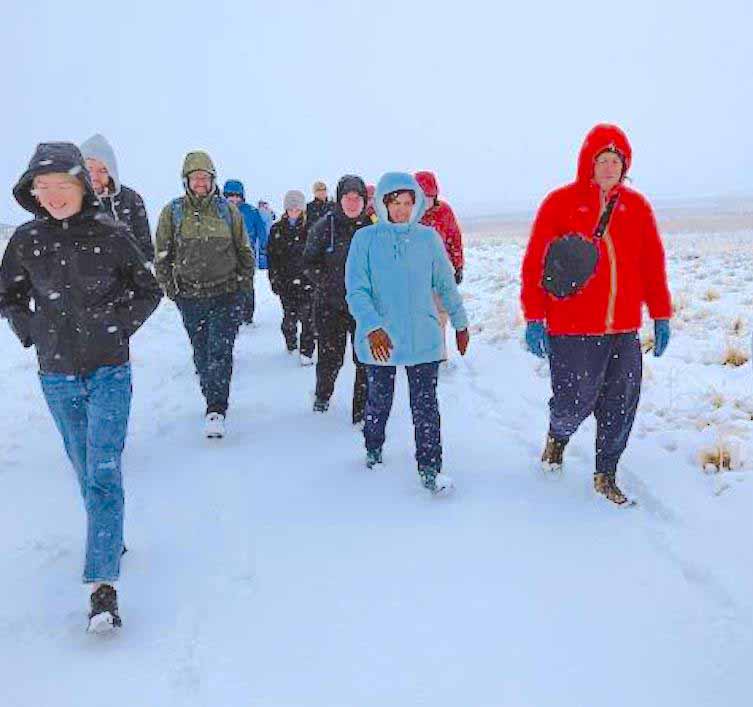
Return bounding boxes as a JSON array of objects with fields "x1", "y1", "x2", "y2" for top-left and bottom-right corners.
[{"x1": 1, "y1": 228, "x2": 752, "y2": 706}]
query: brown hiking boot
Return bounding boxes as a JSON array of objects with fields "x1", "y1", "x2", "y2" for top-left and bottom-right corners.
[
  {"x1": 541, "y1": 435, "x2": 568, "y2": 472},
  {"x1": 594, "y1": 471, "x2": 634, "y2": 506}
]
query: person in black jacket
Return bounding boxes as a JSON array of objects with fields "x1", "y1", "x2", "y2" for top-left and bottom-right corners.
[
  {"x1": 303, "y1": 174, "x2": 371, "y2": 421},
  {"x1": 306, "y1": 180, "x2": 334, "y2": 229},
  {"x1": 0, "y1": 143, "x2": 162, "y2": 633},
  {"x1": 80, "y1": 133, "x2": 155, "y2": 262},
  {"x1": 267, "y1": 190, "x2": 316, "y2": 365}
]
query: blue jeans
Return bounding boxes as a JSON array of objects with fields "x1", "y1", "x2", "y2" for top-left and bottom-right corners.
[
  {"x1": 176, "y1": 292, "x2": 242, "y2": 415},
  {"x1": 39, "y1": 364, "x2": 132, "y2": 583},
  {"x1": 364, "y1": 363, "x2": 441, "y2": 470}
]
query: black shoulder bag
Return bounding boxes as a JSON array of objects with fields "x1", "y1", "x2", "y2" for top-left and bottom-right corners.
[{"x1": 541, "y1": 194, "x2": 618, "y2": 299}]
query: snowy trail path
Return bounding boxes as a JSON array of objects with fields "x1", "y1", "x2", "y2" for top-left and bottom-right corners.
[{"x1": 1, "y1": 277, "x2": 751, "y2": 707}]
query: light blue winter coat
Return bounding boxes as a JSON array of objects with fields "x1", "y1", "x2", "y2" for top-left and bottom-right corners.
[{"x1": 346, "y1": 172, "x2": 468, "y2": 367}]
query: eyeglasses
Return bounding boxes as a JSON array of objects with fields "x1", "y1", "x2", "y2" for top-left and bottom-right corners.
[{"x1": 225, "y1": 193, "x2": 242, "y2": 199}]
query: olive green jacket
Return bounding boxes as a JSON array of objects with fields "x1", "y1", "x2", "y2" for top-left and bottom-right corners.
[{"x1": 155, "y1": 191, "x2": 255, "y2": 299}]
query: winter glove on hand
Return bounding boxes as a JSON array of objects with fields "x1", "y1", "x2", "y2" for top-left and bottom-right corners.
[
  {"x1": 525, "y1": 321, "x2": 550, "y2": 358},
  {"x1": 653, "y1": 319, "x2": 670, "y2": 357},
  {"x1": 454, "y1": 268, "x2": 464, "y2": 285},
  {"x1": 456, "y1": 328, "x2": 470, "y2": 356},
  {"x1": 368, "y1": 328, "x2": 393, "y2": 363}
]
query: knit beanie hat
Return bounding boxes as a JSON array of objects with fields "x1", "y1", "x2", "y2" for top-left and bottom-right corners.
[{"x1": 284, "y1": 190, "x2": 306, "y2": 212}]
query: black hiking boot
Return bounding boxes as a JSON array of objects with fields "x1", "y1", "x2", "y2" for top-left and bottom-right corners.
[
  {"x1": 366, "y1": 447, "x2": 383, "y2": 469},
  {"x1": 313, "y1": 398, "x2": 329, "y2": 413},
  {"x1": 541, "y1": 434, "x2": 568, "y2": 473},
  {"x1": 87, "y1": 584, "x2": 122, "y2": 633}
]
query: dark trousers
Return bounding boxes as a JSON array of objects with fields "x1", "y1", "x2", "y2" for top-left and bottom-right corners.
[
  {"x1": 548, "y1": 333, "x2": 642, "y2": 474},
  {"x1": 315, "y1": 303, "x2": 367, "y2": 423},
  {"x1": 177, "y1": 292, "x2": 242, "y2": 415},
  {"x1": 280, "y1": 289, "x2": 315, "y2": 357},
  {"x1": 364, "y1": 362, "x2": 441, "y2": 470}
]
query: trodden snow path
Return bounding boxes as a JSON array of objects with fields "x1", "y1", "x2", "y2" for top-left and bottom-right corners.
[{"x1": 1, "y1": 271, "x2": 751, "y2": 707}]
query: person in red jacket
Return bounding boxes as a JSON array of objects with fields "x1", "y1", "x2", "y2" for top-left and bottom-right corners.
[
  {"x1": 520, "y1": 123, "x2": 672, "y2": 506},
  {"x1": 415, "y1": 171, "x2": 465, "y2": 361}
]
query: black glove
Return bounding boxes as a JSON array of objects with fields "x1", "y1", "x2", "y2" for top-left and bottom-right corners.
[{"x1": 454, "y1": 268, "x2": 464, "y2": 285}]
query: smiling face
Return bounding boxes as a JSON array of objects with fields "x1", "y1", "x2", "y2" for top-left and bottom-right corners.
[
  {"x1": 32, "y1": 173, "x2": 85, "y2": 219},
  {"x1": 188, "y1": 170, "x2": 213, "y2": 197},
  {"x1": 593, "y1": 150, "x2": 624, "y2": 192},
  {"x1": 340, "y1": 191, "x2": 365, "y2": 218},
  {"x1": 85, "y1": 158, "x2": 111, "y2": 195},
  {"x1": 385, "y1": 191, "x2": 415, "y2": 224}
]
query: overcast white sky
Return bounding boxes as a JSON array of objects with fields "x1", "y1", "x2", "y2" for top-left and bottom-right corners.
[{"x1": 1, "y1": 0, "x2": 751, "y2": 223}]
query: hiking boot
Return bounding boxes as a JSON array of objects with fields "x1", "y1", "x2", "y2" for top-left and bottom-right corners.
[
  {"x1": 204, "y1": 412, "x2": 225, "y2": 439},
  {"x1": 366, "y1": 447, "x2": 383, "y2": 469},
  {"x1": 594, "y1": 471, "x2": 634, "y2": 506},
  {"x1": 541, "y1": 434, "x2": 568, "y2": 473},
  {"x1": 300, "y1": 353, "x2": 314, "y2": 367},
  {"x1": 313, "y1": 398, "x2": 329, "y2": 413},
  {"x1": 87, "y1": 584, "x2": 121, "y2": 633},
  {"x1": 418, "y1": 466, "x2": 455, "y2": 496}
]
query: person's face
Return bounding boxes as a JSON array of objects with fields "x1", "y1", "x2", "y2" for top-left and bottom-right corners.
[
  {"x1": 340, "y1": 191, "x2": 364, "y2": 218},
  {"x1": 386, "y1": 193, "x2": 414, "y2": 224},
  {"x1": 85, "y1": 158, "x2": 110, "y2": 195},
  {"x1": 593, "y1": 151, "x2": 624, "y2": 192},
  {"x1": 315, "y1": 188, "x2": 327, "y2": 201},
  {"x1": 226, "y1": 193, "x2": 243, "y2": 206},
  {"x1": 287, "y1": 207, "x2": 303, "y2": 219},
  {"x1": 188, "y1": 170, "x2": 213, "y2": 196},
  {"x1": 32, "y1": 173, "x2": 85, "y2": 220}
]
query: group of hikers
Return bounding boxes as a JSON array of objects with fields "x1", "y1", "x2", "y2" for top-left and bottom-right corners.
[{"x1": 0, "y1": 122, "x2": 672, "y2": 631}]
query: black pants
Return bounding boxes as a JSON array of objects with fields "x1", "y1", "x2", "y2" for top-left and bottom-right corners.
[
  {"x1": 280, "y1": 288, "x2": 315, "y2": 357},
  {"x1": 177, "y1": 292, "x2": 242, "y2": 415},
  {"x1": 315, "y1": 302, "x2": 367, "y2": 423},
  {"x1": 548, "y1": 333, "x2": 642, "y2": 474}
]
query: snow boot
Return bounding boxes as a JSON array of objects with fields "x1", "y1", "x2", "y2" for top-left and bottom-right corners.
[
  {"x1": 594, "y1": 471, "x2": 634, "y2": 507},
  {"x1": 541, "y1": 434, "x2": 568, "y2": 473},
  {"x1": 418, "y1": 466, "x2": 455, "y2": 496},
  {"x1": 366, "y1": 447, "x2": 383, "y2": 469},
  {"x1": 313, "y1": 398, "x2": 329, "y2": 413},
  {"x1": 300, "y1": 353, "x2": 314, "y2": 367},
  {"x1": 204, "y1": 412, "x2": 225, "y2": 439},
  {"x1": 87, "y1": 584, "x2": 121, "y2": 633}
]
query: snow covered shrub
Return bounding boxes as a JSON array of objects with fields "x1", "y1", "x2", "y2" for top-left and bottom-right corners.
[
  {"x1": 721, "y1": 343, "x2": 749, "y2": 367},
  {"x1": 702, "y1": 288, "x2": 721, "y2": 302}
]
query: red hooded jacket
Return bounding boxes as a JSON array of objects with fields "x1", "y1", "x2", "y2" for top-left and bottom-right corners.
[
  {"x1": 520, "y1": 124, "x2": 672, "y2": 336},
  {"x1": 415, "y1": 171, "x2": 464, "y2": 270}
]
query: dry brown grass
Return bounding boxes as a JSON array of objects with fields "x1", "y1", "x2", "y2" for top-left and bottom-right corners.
[
  {"x1": 702, "y1": 288, "x2": 721, "y2": 302},
  {"x1": 699, "y1": 445, "x2": 733, "y2": 472},
  {"x1": 722, "y1": 343, "x2": 749, "y2": 367}
]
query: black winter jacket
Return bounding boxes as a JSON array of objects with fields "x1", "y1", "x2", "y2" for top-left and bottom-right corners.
[
  {"x1": 0, "y1": 142, "x2": 162, "y2": 374},
  {"x1": 303, "y1": 208, "x2": 371, "y2": 313},
  {"x1": 267, "y1": 216, "x2": 313, "y2": 297},
  {"x1": 99, "y1": 185, "x2": 154, "y2": 262},
  {"x1": 305, "y1": 198, "x2": 334, "y2": 230}
]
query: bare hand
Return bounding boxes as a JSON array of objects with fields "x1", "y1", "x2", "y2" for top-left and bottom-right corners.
[
  {"x1": 456, "y1": 328, "x2": 470, "y2": 356},
  {"x1": 368, "y1": 328, "x2": 393, "y2": 362}
]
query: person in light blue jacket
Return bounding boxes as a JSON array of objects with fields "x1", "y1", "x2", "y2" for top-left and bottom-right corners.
[{"x1": 345, "y1": 172, "x2": 470, "y2": 495}]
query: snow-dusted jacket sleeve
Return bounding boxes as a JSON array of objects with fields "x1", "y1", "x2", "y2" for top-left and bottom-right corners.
[
  {"x1": 130, "y1": 189, "x2": 154, "y2": 262},
  {"x1": 638, "y1": 199, "x2": 672, "y2": 320},
  {"x1": 154, "y1": 204, "x2": 177, "y2": 297},
  {"x1": 0, "y1": 230, "x2": 33, "y2": 347},
  {"x1": 345, "y1": 231, "x2": 384, "y2": 335},
  {"x1": 430, "y1": 231, "x2": 468, "y2": 330},
  {"x1": 520, "y1": 192, "x2": 558, "y2": 322},
  {"x1": 230, "y1": 204, "x2": 255, "y2": 290}
]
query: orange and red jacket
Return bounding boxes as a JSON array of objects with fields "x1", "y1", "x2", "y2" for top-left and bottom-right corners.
[
  {"x1": 520, "y1": 124, "x2": 672, "y2": 336},
  {"x1": 416, "y1": 172, "x2": 464, "y2": 270}
]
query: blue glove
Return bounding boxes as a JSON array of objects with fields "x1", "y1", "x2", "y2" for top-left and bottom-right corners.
[
  {"x1": 654, "y1": 319, "x2": 670, "y2": 357},
  {"x1": 525, "y1": 321, "x2": 550, "y2": 358}
]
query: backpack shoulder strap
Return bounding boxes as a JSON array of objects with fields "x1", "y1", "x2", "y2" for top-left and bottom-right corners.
[
  {"x1": 170, "y1": 197, "x2": 185, "y2": 239},
  {"x1": 214, "y1": 195, "x2": 234, "y2": 229},
  {"x1": 593, "y1": 194, "x2": 619, "y2": 240}
]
